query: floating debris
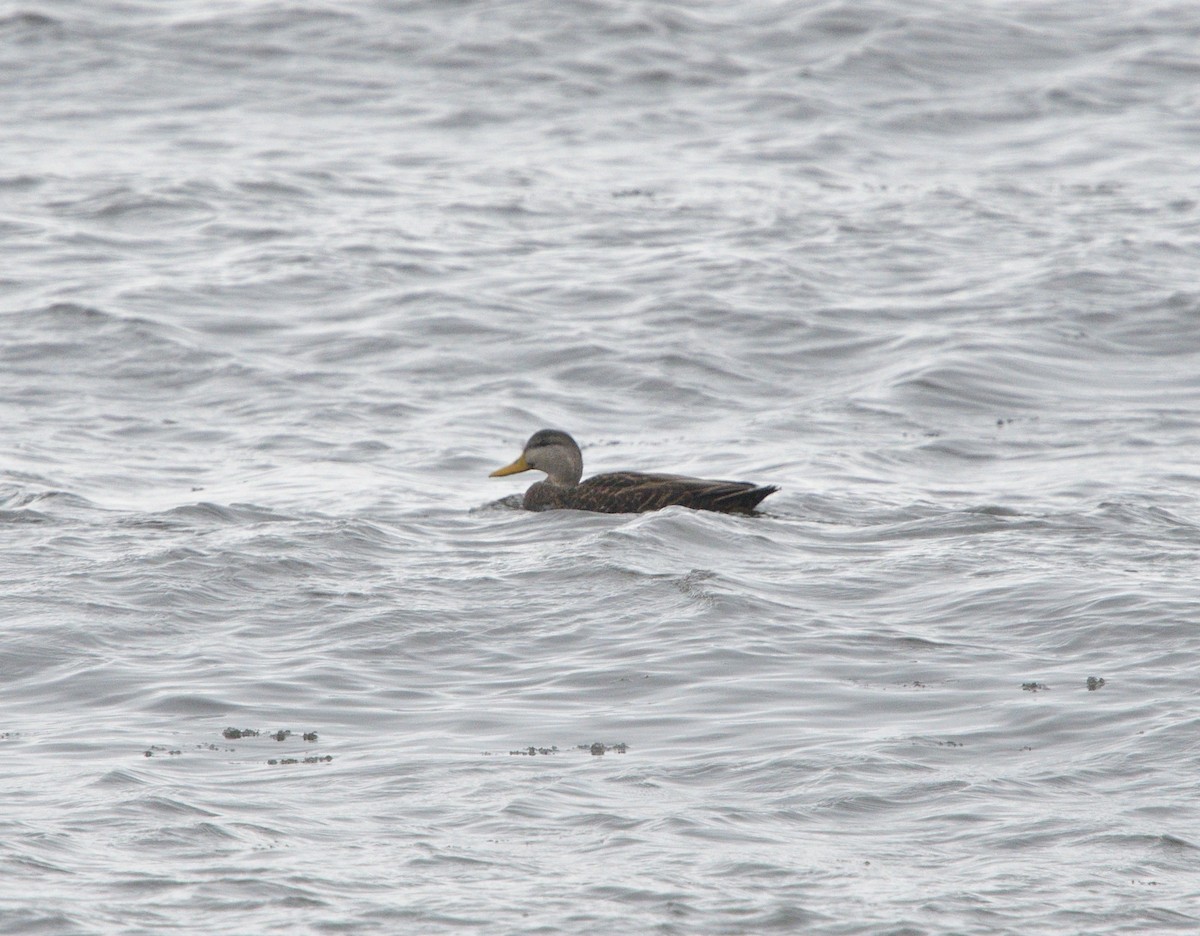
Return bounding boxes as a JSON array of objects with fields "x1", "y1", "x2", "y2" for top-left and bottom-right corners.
[
  {"x1": 143, "y1": 746, "x2": 182, "y2": 757},
  {"x1": 268, "y1": 755, "x2": 333, "y2": 766},
  {"x1": 1086, "y1": 676, "x2": 1106, "y2": 691},
  {"x1": 482, "y1": 743, "x2": 628, "y2": 757},
  {"x1": 583, "y1": 742, "x2": 628, "y2": 755},
  {"x1": 1021, "y1": 682, "x2": 1050, "y2": 692},
  {"x1": 222, "y1": 727, "x2": 318, "y2": 742}
]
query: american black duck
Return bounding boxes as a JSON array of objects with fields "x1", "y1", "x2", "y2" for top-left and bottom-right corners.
[{"x1": 490, "y1": 429, "x2": 777, "y2": 514}]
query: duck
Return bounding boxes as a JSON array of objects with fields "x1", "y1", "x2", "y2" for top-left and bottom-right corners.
[{"x1": 490, "y1": 429, "x2": 777, "y2": 514}]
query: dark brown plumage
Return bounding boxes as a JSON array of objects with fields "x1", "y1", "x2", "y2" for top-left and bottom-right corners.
[{"x1": 490, "y1": 429, "x2": 777, "y2": 515}]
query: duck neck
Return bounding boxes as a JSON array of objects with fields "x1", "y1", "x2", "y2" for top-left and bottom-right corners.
[{"x1": 543, "y1": 447, "x2": 583, "y2": 486}]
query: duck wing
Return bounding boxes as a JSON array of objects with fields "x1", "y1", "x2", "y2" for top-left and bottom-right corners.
[{"x1": 565, "y1": 472, "x2": 777, "y2": 514}]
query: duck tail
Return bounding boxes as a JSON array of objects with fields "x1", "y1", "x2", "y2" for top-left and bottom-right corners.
[{"x1": 714, "y1": 484, "x2": 779, "y2": 514}]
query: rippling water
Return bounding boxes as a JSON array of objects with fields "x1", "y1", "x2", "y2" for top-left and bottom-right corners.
[{"x1": 3, "y1": 1, "x2": 1200, "y2": 933}]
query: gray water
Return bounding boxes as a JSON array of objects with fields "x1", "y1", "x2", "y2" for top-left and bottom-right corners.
[{"x1": 3, "y1": 1, "x2": 1200, "y2": 933}]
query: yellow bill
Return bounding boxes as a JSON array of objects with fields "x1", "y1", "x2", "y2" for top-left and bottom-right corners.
[{"x1": 489, "y1": 453, "x2": 530, "y2": 477}]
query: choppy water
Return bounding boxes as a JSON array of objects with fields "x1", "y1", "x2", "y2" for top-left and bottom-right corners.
[{"x1": 3, "y1": 1, "x2": 1200, "y2": 933}]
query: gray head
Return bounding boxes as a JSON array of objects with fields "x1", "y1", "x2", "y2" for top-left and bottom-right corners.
[{"x1": 490, "y1": 429, "x2": 584, "y2": 486}]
